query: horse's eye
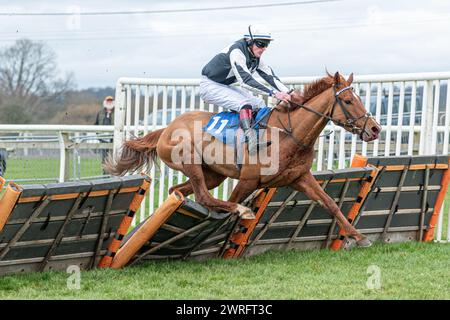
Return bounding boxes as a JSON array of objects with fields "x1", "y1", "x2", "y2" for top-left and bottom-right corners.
[{"x1": 345, "y1": 100, "x2": 352, "y2": 104}]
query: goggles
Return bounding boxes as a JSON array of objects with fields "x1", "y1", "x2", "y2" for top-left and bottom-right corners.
[{"x1": 254, "y1": 40, "x2": 270, "y2": 48}]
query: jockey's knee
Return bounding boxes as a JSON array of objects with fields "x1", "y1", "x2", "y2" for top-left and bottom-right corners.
[
  {"x1": 239, "y1": 104, "x2": 253, "y2": 129},
  {"x1": 239, "y1": 104, "x2": 253, "y2": 118}
]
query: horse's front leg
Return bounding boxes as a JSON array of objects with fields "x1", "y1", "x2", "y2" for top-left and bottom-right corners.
[
  {"x1": 182, "y1": 164, "x2": 255, "y2": 219},
  {"x1": 290, "y1": 171, "x2": 371, "y2": 247}
]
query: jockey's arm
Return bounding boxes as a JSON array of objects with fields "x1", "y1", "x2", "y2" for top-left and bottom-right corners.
[
  {"x1": 229, "y1": 49, "x2": 274, "y2": 96},
  {"x1": 257, "y1": 60, "x2": 291, "y2": 103},
  {"x1": 256, "y1": 60, "x2": 289, "y2": 93}
]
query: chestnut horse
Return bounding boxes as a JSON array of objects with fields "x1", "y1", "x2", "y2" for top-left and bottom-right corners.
[{"x1": 105, "y1": 72, "x2": 381, "y2": 247}]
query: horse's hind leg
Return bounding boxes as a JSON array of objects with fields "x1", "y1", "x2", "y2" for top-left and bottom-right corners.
[
  {"x1": 182, "y1": 164, "x2": 254, "y2": 219},
  {"x1": 169, "y1": 168, "x2": 226, "y2": 197},
  {"x1": 169, "y1": 180, "x2": 193, "y2": 196},
  {"x1": 290, "y1": 171, "x2": 371, "y2": 247}
]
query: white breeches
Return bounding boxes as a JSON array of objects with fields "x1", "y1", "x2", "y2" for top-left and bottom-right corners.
[{"x1": 199, "y1": 76, "x2": 265, "y2": 112}]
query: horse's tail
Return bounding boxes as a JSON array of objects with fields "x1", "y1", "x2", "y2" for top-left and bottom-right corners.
[{"x1": 103, "y1": 128, "x2": 165, "y2": 176}]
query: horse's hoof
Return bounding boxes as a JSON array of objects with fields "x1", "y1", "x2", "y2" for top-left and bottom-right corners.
[
  {"x1": 235, "y1": 204, "x2": 255, "y2": 220},
  {"x1": 343, "y1": 237, "x2": 372, "y2": 250},
  {"x1": 342, "y1": 238, "x2": 357, "y2": 251},
  {"x1": 356, "y1": 237, "x2": 372, "y2": 248}
]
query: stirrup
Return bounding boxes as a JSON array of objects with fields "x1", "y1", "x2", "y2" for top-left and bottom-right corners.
[
  {"x1": 245, "y1": 130, "x2": 272, "y2": 155},
  {"x1": 257, "y1": 140, "x2": 272, "y2": 152},
  {"x1": 245, "y1": 129, "x2": 258, "y2": 155}
]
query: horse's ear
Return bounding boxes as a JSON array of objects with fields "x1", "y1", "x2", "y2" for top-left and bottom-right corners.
[
  {"x1": 325, "y1": 67, "x2": 332, "y2": 78},
  {"x1": 347, "y1": 73, "x2": 354, "y2": 84},
  {"x1": 334, "y1": 72, "x2": 340, "y2": 85}
]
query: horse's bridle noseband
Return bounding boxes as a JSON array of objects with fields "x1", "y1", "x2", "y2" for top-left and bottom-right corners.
[
  {"x1": 329, "y1": 85, "x2": 373, "y2": 140},
  {"x1": 274, "y1": 85, "x2": 374, "y2": 148}
]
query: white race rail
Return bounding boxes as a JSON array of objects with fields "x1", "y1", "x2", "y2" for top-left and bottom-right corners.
[
  {"x1": 0, "y1": 124, "x2": 114, "y2": 183},
  {"x1": 113, "y1": 72, "x2": 450, "y2": 241}
]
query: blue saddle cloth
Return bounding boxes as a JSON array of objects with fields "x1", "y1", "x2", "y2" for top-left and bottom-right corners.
[{"x1": 203, "y1": 107, "x2": 272, "y2": 146}]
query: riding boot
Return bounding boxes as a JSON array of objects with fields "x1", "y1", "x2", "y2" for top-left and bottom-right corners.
[
  {"x1": 239, "y1": 106, "x2": 273, "y2": 156},
  {"x1": 239, "y1": 105, "x2": 258, "y2": 155}
]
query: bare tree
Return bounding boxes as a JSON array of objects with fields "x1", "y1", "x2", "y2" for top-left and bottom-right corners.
[{"x1": 0, "y1": 39, "x2": 75, "y2": 122}]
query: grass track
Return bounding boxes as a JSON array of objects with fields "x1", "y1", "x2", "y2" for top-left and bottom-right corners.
[{"x1": 0, "y1": 242, "x2": 448, "y2": 300}]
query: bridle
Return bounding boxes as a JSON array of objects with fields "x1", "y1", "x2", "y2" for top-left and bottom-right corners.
[
  {"x1": 272, "y1": 85, "x2": 374, "y2": 148},
  {"x1": 329, "y1": 86, "x2": 373, "y2": 139}
]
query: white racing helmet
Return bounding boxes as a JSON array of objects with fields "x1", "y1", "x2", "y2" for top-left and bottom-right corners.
[
  {"x1": 103, "y1": 96, "x2": 115, "y2": 110},
  {"x1": 244, "y1": 24, "x2": 274, "y2": 42}
]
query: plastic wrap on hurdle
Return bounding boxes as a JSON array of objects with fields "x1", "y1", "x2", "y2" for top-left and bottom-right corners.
[
  {"x1": 0, "y1": 174, "x2": 150, "y2": 276},
  {"x1": 347, "y1": 154, "x2": 450, "y2": 244},
  {"x1": 223, "y1": 167, "x2": 376, "y2": 258}
]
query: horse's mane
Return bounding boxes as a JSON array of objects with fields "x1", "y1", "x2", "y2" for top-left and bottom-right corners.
[{"x1": 290, "y1": 75, "x2": 334, "y2": 109}]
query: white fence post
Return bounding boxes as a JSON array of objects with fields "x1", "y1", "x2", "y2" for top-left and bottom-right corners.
[
  {"x1": 113, "y1": 79, "x2": 126, "y2": 156},
  {"x1": 58, "y1": 132, "x2": 71, "y2": 182},
  {"x1": 420, "y1": 80, "x2": 435, "y2": 155}
]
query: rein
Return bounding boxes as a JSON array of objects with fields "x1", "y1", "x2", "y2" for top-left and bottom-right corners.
[{"x1": 270, "y1": 85, "x2": 373, "y2": 148}]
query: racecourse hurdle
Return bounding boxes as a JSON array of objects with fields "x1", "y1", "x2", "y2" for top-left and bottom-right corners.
[
  {"x1": 0, "y1": 174, "x2": 150, "y2": 276},
  {"x1": 224, "y1": 167, "x2": 377, "y2": 258},
  {"x1": 110, "y1": 191, "x2": 235, "y2": 268},
  {"x1": 109, "y1": 154, "x2": 449, "y2": 268},
  {"x1": 347, "y1": 154, "x2": 450, "y2": 244},
  {"x1": 0, "y1": 155, "x2": 448, "y2": 274}
]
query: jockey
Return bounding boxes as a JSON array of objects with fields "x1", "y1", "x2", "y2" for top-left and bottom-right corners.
[{"x1": 200, "y1": 24, "x2": 291, "y2": 154}]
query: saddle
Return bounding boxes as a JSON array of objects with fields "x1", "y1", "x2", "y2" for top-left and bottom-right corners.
[
  {"x1": 203, "y1": 107, "x2": 272, "y2": 147},
  {"x1": 203, "y1": 107, "x2": 273, "y2": 173}
]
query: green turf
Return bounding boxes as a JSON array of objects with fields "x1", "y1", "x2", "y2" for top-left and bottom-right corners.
[
  {"x1": 3, "y1": 157, "x2": 105, "y2": 183},
  {"x1": 0, "y1": 242, "x2": 448, "y2": 300}
]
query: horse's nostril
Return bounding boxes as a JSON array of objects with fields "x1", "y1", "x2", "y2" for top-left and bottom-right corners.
[{"x1": 371, "y1": 126, "x2": 380, "y2": 134}]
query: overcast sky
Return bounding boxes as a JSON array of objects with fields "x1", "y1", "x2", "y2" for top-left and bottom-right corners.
[{"x1": 1, "y1": 0, "x2": 449, "y2": 89}]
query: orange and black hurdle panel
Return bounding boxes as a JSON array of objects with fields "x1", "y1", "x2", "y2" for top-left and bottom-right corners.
[
  {"x1": 0, "y1": 176, "x2": 6, "y2": 190},
  {"x1": 110, "y1": 190, "x2": 234, "y2": 268},
  {"x1": 222, "y1": 188, "x2": 276, "y2": 259},
  {"x1": 220, "y1": 167, "x2": 377, "y2": 258},
  {"x1": 423, "y1": 157, "x2": 450, "y2": 241},
  {"x1": 343, "y1": 154, "x2": 450, "y2": 245},
  {"x1": 0, "y1": 180, "x2": 23, "y2": 232},
  {"x1": 221, "y1": 188, "x2": 277, "y2": 259},
  {"x1": 0, "y1": 174, "x2": 150, "y2": 276},
  {"x1": 330, "y1": 155, "x2": 379, "y2": 250},
  {"x1": 109, "y1": 190, "x2": 184, "y2": 268},
  {"x1": 97, "y1": 173, "x2": 152, "y2": 268}
]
